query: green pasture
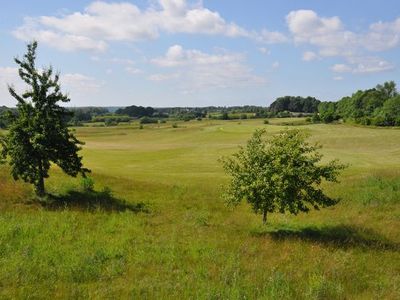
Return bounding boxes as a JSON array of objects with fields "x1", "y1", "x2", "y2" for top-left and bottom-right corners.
[{"x1": 0, "y1": 119, "x2": 399, "y2": 299}]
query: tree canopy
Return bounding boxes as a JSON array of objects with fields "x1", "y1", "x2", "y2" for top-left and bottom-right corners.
[
  {"x1": 116, "y1": 105, "x2": 155, "y2": 118},
  {"x1": 221, "y1": 129, "x2": 346, "y2": 224},
  {"x1": 269, "y1": 96, "x2": 321, "y2": 113},
  {"x1": 318, "y1": 81, "x2": 399, "y2": 126},
  {"x1": 0, "y1": 41, "x2": 89, "y2": 196}
]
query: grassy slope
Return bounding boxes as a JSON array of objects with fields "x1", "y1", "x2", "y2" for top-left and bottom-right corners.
[{"x1": 0, "y1": 119, "x2": 399, "y2": 299}]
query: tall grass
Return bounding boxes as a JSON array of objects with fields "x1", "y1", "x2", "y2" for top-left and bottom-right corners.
[{"x1": 0, "y1": 119, "x2": 399, "y2": 298}]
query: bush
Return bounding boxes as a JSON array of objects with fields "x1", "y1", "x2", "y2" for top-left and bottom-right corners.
[
  {"x1": 263, "y1": 119, "x2": 269, "y2": 125},
  {"x1": 139, "y1": 117, "x2": 158, "y2": 124},
  {"x1": 172, "y1": 123, "x2": 178, "y2": 128},
  {"x1": 81, "y1": 176, "x2": 95, "y2": 192},
  {"x1": 105, "y1": 118, "x2": 118, "y2": 126}
]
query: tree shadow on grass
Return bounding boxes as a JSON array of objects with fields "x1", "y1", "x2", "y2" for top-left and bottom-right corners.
[
  {"x1": 39, "y1": 189, "x2": 149, "y2": 213},
  {"x1": 251, "y1": 224, "x2": 400, "y2": 251}
]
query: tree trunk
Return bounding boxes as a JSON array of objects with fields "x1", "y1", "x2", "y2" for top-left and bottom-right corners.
[
  {"x1": 262, "y1": 210, "x2": 267, "y2": 225},
  {"x1": 35, "y1": 160, "x2": 45, "y2": 197}
]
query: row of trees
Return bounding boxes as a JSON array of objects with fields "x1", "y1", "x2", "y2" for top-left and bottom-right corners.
[{"x1": 317, "y1": 81, "x2": 399, "y2": 126}]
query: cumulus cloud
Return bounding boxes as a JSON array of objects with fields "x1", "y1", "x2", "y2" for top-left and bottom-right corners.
[
  {"x1": 286, "y1": 10, "x2": 357, "y2": 57},
  {"x1": 13, "y1": 0, "x2": 286, "y2": 51},
  {"x1": 333, "y1": 76, "x2": 344, "y2": 81},
  {"x1": 149, "y1": 45, "x2": 266, "y2": 91},
  {"x1": 364, "y1": 18, "x2": 400, "y2": 51},
  {"x1": 287, "y1": 10, "x2": 399, "y2": 74}
]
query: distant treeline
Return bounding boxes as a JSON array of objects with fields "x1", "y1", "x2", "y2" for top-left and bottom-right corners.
[
  {"x1": 316, "y1": 81, "x2": 399, "y2": 126},
  {"x1": 1, "y1": 81, "x2": 398, "y2": 128}
]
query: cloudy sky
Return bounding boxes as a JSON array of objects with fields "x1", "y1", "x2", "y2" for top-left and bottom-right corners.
[{"x1": 1, "y1": 0, "x2": 399, "y2": 107}]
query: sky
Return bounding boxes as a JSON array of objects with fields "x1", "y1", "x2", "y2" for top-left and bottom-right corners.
[{"x1": 0, "y1": 0, "x2": 399, "y2": 107}]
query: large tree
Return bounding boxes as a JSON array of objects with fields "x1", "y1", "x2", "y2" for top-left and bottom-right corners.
[
  {"x1": 0, "y1": 41, "x2": 89, "y2": 196},
  {"x1": 221, "y1": 129, "x2": 346, "y2": 224}
]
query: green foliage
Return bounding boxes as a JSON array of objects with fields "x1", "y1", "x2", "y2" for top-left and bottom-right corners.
[
  {"x1": 221, "y1": 129, "x2": 346, "y2": 223},
  {"x1": 0, "y1": 41, "x2": 89, "y2": 196},
  {"x1": 0, "y1": 119, "x2": 399, "y2": 298},
  {"x1": 221, "y1": 112, "x2": 230, "y2": 120},
  {"x1": 318, "y1": 102, "x2": 339, "y2": 123},
  {"x1": 139, "y1": 116, "x2": 158, "y2": 124},
  {"x1": 92, "y1": 115, "x2": 131, "y2": 124},
  {"x1": 81, "y1": 176, "x2": 95, "y2": 192},
  {"x1": 115, "y1": 105, "x2": 155, "y2": 118},
  {"x1": 326, "y1": 81, "x2": 399, "y2": 126},
  {"x1": 269, "y1": 96, "x2": 321, "y2": 113}
]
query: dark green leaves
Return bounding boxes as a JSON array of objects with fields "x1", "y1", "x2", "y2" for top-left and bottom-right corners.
[{"x1": 1, "y1": 41, "x2": 90, "y2": 196}]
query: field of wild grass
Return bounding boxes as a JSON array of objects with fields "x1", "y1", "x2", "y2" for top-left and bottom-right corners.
[{"x1": 0, "y1": 119, "x2": 399, "y2": 299}]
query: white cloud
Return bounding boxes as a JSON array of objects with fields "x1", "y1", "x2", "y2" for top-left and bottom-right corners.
[
  {"x1": 13, "y1": 18, "x2": 107, "y2": 52},
  {"x1": 13, "y1": 0, "x2": 286, "y2": 52},
  {"x1": 0, "y1": 68, "x2": 102, "y2": 105},
  {"x1": 151, "y1": 44, "x2": 242, "y2": 67},
  {"x1": 255, "y1": 29, "x2": 288, "y2": 44},
  {"x1": 149, "y1": 45, "x2": 266, "y2": 91},
  {"x1": 364, "y1": 18, "x2": 400, "y2": 51},
  {"x1": 286, "y1": 10, "x2": 357, "y2": 58},
  {"x1": 333, "y1": 76, "x2": 343, "y2": 81},
  {"x1": 302, "y1": 51, "x2": 318, "y2": 61},
  {"x1": 287, "y1": 10, "x2": 399, "y2": 74},
  {"x1": 61, "y1": 73, "x2": 102, "y2": 95},
  {"x1": 331, "y1": 64, "x2": 352, "y2": 73},
  {"x1": 349, "y1": 57, "x2": 395, "y2": 74},
  {"x1": 331, "y1": 57, "x2": 394, "y2": 74}
]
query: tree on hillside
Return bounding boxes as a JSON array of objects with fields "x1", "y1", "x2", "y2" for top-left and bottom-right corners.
[
  {"x1": 221, "y1": 129, "x2": 346, "y2": 224},
  {"x1": 0, "y1": 41, "x2": 90, "y2": 196}
]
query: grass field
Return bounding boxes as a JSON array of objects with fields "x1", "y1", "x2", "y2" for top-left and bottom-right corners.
[{"x1": 0, "y1": 119, "x2": 399, "y2": 299}]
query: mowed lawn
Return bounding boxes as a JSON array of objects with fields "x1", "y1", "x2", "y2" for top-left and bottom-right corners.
[{"x1": 0, "y1": 119, "x2": 399, "y2": 299}]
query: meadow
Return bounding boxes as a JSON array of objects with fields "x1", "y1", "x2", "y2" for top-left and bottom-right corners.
[{"x1": 0, "y1": 118, "x2": 399, "y2": 299}]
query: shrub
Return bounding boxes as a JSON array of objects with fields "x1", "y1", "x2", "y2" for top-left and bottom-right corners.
[
  {"x1": 81, "y1": 176, "x2": 95, "y2": 192},
  {"x1": 139, "y1": 117, "x2": 158, "y2": 124}
]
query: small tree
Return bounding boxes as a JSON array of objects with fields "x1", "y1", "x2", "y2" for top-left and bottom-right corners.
[
  {"x1": 0, "y1": 41, "x2": 90, "y2": 197},
  {"x1": 221, "y1": 129, "x2": 346, "y2": 224}
]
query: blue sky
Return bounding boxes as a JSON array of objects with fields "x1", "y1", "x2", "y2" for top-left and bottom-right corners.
[{"x1": 1, "y1": 0, "x2": 399, "y2": 107}]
